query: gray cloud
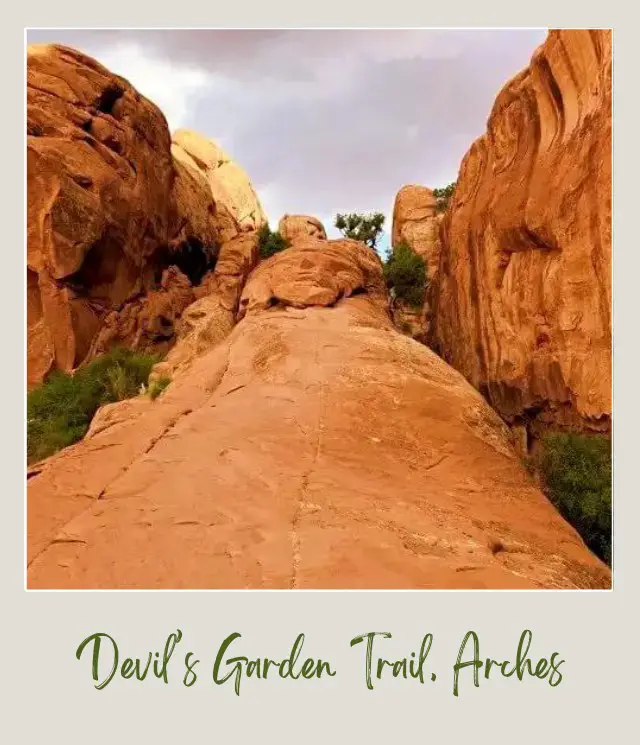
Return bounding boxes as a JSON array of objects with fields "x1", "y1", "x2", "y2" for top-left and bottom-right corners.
[{"x1": 27, "y1": 29, "x2": 546, "y2": 242}]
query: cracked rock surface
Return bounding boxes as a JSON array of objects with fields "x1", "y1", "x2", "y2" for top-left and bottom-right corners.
[{"x1": 27, "y1": 239, "x2": 610, "y2": 589}]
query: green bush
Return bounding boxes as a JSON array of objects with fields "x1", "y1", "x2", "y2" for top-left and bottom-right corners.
[
  {"x1": 334, "y1": 212, "x2": 385, "y2": 251},
  {"x1": 27, "y1": 347, "x2": 159, "y2": 463},
  {"x1": 433, "y1": 182, "x2": 456, "y2": 213},
  {"x1": 258, "y1": 224, "x2": 291, "y2": 260},
  {"x1": 148, "y1": 375, "x2": 171, "y2": 400},
  {"x1": 383, "y1": 242, "x2": 427, "y2": 308},
  {"x1": 537, "y1": 433, "x2": 612, "y2": 565}
]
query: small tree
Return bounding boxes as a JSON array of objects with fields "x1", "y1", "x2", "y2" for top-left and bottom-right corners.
[
  {"x1": 258, "y1": 224, "x2": 291, "y2": 260},
  {"x1": 383, "y1": 242, "x2": 427, "y2": 308},
  {"x1": 334, "y1": 212, "x2": 385, "y2": 250},
  {"x1": 433, "y1": 182, "x2": 456, "y2": 213}
]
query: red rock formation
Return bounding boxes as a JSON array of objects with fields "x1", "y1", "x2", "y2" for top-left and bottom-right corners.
[
  {"x1": 390, "y1": 186, "x2": 443, "y2": 342},
  {"x1": 28, "y1": 44, "x2": 171, "y2": 384},
  {"x1": 172, "y1": 129, "x2": 267, "y2": 234},
  {"x1": 430, "y1": 30, "x2": 612, "y2": 442},
  {"x1": 26, "y1": 45, "x2": 234, "y2": 387},
  {"x1": 392, "y1": 186, "x2": 442, "y2": 282},
  {"x1": 27, "y1": 237, "x2": 609, "y2": 589},
  {"x1": 279, "y1": 214, "x2": 327, "y2": 243},
  {"x1": 151, "y1": 233, "x2": 259, "y2": 380},
  {"x1": 238, "y1": 235, "x2": 385, "y2": 315},
  {"x1": 84, "y1": 266, "x2": 195, "y2": 360}
]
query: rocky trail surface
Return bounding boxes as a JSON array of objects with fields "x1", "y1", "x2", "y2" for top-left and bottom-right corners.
[{"x1": 27, "y1": 238, "x2": 610, "y2": 589}]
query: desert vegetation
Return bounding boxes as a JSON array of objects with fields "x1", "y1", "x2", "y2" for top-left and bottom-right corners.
[
  {"x1": 258, "y1": 224, "x2": 291, "y2": 259},
  {"x1": 383, "y1": 242, "x2": 428, "y2": 308},
  {"x1": 148, "y1": 375, "x2": 172, "y2": 400},
  {"x1": 536, "y1": 433, "x2": 612, "y2": 565},
  {"x1": 334, "y1": 212, "x2": 385, "y2": 251},
  {"x1": 433, "y1": 182, "x2": 456, "y2": 212},
  {"x1": 27, "y1": 348, "x2": 159, "y2": 463}
]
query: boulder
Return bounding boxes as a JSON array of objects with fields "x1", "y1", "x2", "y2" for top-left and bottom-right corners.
[
  {"x1": 238, "y1": 236, "x2": 385, "y2": 316},
  {"x1": 85, "y1": 266, "x2": 195, "y2": 359},
  {"x1": 172, "y1": 128, "x2": 267, "y2": 234},
  {"x1": 279, "y1": 214, "x2": 327, "y2": 243},
  {"x1": 151, "y1": 233, "x2": 259, "y2": 380}
]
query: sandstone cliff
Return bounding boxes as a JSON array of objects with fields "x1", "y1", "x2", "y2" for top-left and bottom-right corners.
[
  {"x1": 26, "y1": 44, "x2": 259, "y2": 388},
  {"x1": 27, "y1": 236, "x2": 609, "y2": 589},
  {"x1": 429, "y1": 30, "x2": 611, "y2": 443}
]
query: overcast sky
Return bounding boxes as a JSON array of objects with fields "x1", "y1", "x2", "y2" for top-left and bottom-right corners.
[{"x1": 27, "y1": 29, "x2": 546, "y2": 246}]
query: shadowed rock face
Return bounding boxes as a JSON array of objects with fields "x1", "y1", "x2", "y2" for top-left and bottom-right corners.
[
  {"x1": 151, "y1": 233, "x2": 260, "y2": 381},
  {"x1": 27, "y1": 238, "x2": 609, "y2": 589},
  {"x1": 26, "y1": 45, "x2": 233, "y2": 387},
  {"x1": 429, "y1": 30, "x2": 611, "y2": 441}
]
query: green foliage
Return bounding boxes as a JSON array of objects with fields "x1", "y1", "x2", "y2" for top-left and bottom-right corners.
[
  {"x1": 537, "y1": 433, "x2": 612, "y2": 565},
  {"x1": 148, "y1": 375, "x2": 171, "y2": 401},
  {"x1": 383, "y1": 242, "x2": 427, "y2": 308},
  {"x1": 433, "y1": 182, "x2": 456, "y2": 213},
  {"x1": 258, "y1": 224, "x2": 291, "y2": 260},
  {"x1": 334, "y1": 212, "x2": 385, "y2": 250},
  {"x1": 27, "y1": 348, "x2": 159, "y2": 463}
]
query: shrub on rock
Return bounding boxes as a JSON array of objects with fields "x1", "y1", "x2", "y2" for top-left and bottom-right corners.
[
  {"x1": 383, "y1": 242, "x2": 427, "y2": 308},
  {"x1": 27, "y1": 347, "x2": 158, "y2": 462},
  {"x1": 537, "y1": 432, "x2": 612, "y2": 565},
  {"x1": 258, "y1": 224, "x2": 291, "y2": 260}
]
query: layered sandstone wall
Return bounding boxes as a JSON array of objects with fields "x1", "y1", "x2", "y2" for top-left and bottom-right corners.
[
  {"x1": 429, "y1": 30, "x2": 611, "y2": 442},
  {"x1": 26, "y1": 45, "x2": 264, "y2": 388}
]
